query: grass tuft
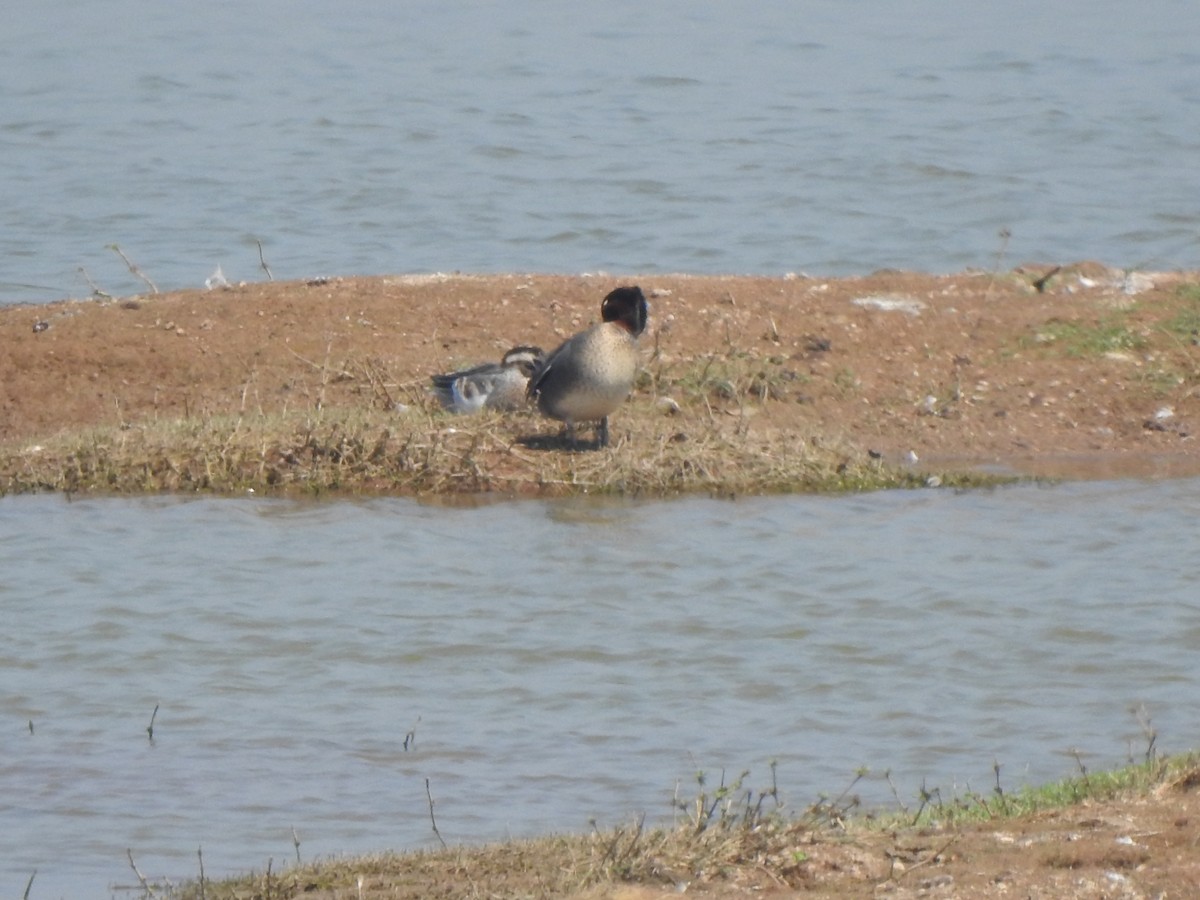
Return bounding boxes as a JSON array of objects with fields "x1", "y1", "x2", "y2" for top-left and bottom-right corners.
[
  {"x1": 1025, "y1": 315, "x2": 1147, "y2": 357},
  {"x1": 1, "y1": 347, "x2": 1012, "y2": 499},
  {"x1": 874, "y1": 750, "x2": 1200, "y2": 831}
]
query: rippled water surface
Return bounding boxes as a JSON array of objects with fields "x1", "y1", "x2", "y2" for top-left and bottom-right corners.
[
  {"x1": 2, "y1": 480, "x2": 1200, "y2": 895},
  {"x1": 4, "y1": 0, "x2": 1199, "y2": 304}
]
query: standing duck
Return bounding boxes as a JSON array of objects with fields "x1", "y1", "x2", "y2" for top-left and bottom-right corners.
[
  {"x1": 431, "y1": 345, "x2": 545, "y2": 413},
  {"x1": 526, "y1": 285, "x2": 648, "y2": 448}
]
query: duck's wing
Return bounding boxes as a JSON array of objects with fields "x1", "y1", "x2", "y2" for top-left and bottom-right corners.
[
  {"x1": 431, "y1": 360, "x2": 501, "y2": 388},
  {"x1": 525, "y1": 344, "x2": 562, "y2": 399}
]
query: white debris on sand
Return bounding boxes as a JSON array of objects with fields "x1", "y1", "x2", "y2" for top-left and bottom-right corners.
[{"x1": 852, "y1": 294, "x2": 927, "y2": 315}]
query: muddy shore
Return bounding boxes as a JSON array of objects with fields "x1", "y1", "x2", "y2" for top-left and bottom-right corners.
[{"x1": 3, "y1": 265, "x2": 1198, "y2": 491}]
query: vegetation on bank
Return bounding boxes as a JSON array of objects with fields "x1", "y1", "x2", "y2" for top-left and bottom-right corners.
[
  {"x1": 0, "y1": 347, "x2": 1011, "y2": 499},
  {"x1": 149, "y1": 750, "x2": 1199, "y2": 900},
  {"x1": 1018, "y1": 281, "x2": 1200, "y2": 393}
]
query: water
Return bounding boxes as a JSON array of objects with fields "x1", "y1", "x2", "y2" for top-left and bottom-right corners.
[
  {"x1": 2, "y1": 480, "x2": 1199, "y2": 895},
  {"x1": 4, "y1": 0, "x2": 1198, "y2": 305}
]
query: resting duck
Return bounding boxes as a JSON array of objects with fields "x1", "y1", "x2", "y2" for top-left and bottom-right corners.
[
  {"x1": 526, "y1": 285, "x2": 648, "y2": 448},
  {"x1": 431, "y1": 345, "x2": 545, "y2": 413}
]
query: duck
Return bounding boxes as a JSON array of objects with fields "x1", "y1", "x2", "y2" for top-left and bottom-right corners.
[
  {"x1": 526, "y1": 285, "x2": 648, "y2": 448},
  {"x1": 430, "y1": 345, "x2": 545, "y2": 414}
]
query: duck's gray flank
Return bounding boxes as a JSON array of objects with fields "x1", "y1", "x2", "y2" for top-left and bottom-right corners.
[{"x1": 526, "y1": 285, "x2": 648, "y2": 448}]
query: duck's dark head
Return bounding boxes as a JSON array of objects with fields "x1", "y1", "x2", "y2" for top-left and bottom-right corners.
[{"x1": 600, "y1": 285, "x2": 648, "y2": 337}]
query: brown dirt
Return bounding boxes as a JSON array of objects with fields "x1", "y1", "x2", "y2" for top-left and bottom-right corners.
[
  {"x1": 695, "y1": 769, "x2": 1200, "y2": 900},
  {"x1": 733, "y1": 771, "x2": 1200, "y2": 899},
  {"x1": 611, "y1": 774, "x2": 1200, "y2": 900},
  {"x1": 3, "y1": 265, "x2": 1198, "y2": 480},
  {"x1": 5, "y1": 266, "x2": 1200, "y2": 897}
]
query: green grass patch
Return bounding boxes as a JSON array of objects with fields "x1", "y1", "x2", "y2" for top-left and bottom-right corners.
[
  {"x1": 1025, "y1": 314, "x2": 1147, "y2": 357},
  {"x1": 1174, "y1": 282, "x2": 1200, "y2": 303},
  {"x1": 878, "y1": 749, "x2": 1200, "y2": 830},
  {"x1": 1165, "y1": 282, "x2": 1200, "y2": 340}
]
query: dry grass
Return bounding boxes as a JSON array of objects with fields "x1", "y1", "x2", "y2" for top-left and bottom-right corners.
[
  {"x1": 164, "y1": 766, "x2": 855, "y2": 899},
  {"x1": 0, "y1": 349, "x2": 1007, "y2": 499}
]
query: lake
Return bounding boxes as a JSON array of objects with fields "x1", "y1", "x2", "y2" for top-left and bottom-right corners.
[
  {"x1": 2, "y1": 480, "x2": 1199, "y2": 895},
  {"x1": 3, "y1": 0, "x2": 1198, "y2": 304}
]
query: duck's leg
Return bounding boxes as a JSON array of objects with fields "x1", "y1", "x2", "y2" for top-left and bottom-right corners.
[{"x1": 597, "y1": 417, "x2": 610, "y2": 449}]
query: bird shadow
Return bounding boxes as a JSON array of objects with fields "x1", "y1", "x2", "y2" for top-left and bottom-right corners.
[{"x1": 516, "y1": 432, "x2": 606, "y2": 453}]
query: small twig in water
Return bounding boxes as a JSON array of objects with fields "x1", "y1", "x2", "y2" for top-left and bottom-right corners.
[
  {"x1": 127, "y1": 849, "x2": 154, "y2": 896},
  {"x1": 992, "y1": 759, "x2": 1009, "y2": 813},
  {"x1": 107, "y1": 244, "x2": 159, "y2": 294},
  {"x1": 992, "y1": 227, "x2": 1011, "y2": 272},
  {"x1": 147, "y1": 703, "x2": 159, "y2": 742},
  {"x1": 884, "y1": 769, "x2": 908, "y2": 814},
  {"x1": 426, "y1": 778, "x2": 447, "y2": 848},
  {"x1": 1075, "y1": 748, "x2": 1094, "y2": 792},
  {"x1": 911, "y1": 778, "x2": 937, "y2": 826},
  {"x1": 197, "y1": 846, "x2": 206, "y2": 900},
  {"x1": 828, "y1": 767, "x2": 866, "y2": 816},
  {"x1": 78, "y1": 266, "x2": 113, "y2": 299},
  {"x1": 292, "y1": 826, "x2": 301, "y2": 864},
  {"x1": 23, "y1": 870, "x2": 35, "y2": 900},
  {"x1": 1133, "y1": 703, "x2": 1158, "y2": 762},
  {"x1": 257, "y1": 239, "x2": 274, "y2": 281},
  {"x1": 983, "y1": 227, "x2": 1012, "y2": 301}
]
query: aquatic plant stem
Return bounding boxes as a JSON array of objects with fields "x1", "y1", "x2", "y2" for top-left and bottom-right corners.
[
  {"x1": 127, "y1": 849, "x2": 153, "y2": 895},
  {"x1": 257, "y1": 239, "x2": 273, "y2": 281},
  {"x1": 108, "y1": 244, "x2": 159, "y2": 294},
  {"x1": 426, "y1": 778, "x2": 447, "y2": 848}
]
